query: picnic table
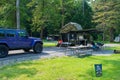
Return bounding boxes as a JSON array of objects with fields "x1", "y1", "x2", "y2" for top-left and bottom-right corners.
[
  {"x1": 65, "y1": 45, "x2": 93, "y2": 56},
  {"x1": 59, "y1": 42, "x2": 71, "y2": 47}
]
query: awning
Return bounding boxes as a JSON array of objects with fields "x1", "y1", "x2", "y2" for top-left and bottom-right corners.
[
  {"x1": 60, "y1": 22, "x2": 83, "y2": 33},
  {"x1": 70, "y1": 28, "x2": 103, "y2": 33}
]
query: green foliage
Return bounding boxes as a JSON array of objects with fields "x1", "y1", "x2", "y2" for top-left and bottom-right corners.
[
  {"x1": 0, "y1": 55, "x2": 120, "y2": 80},
  {"x1": 20, "y1": 0, "x2": 32, "y2": 35},
  {"x1": 0, "y1": 0, "x2": 16, "y2": 28},
  {"x1": 0, "y1": 0, "x2": 32, "y2": 30},
  {"x1": 27, "y1": 0, "x2": 93, "y2": 38},
  {"x1": 1, "y1": 0, "x2": 120, "y2": 41},
  {"x1": 92, "y1": 0, "x2": 120, "y2": 41},
  {"x1": 0, "y1": 0, "x2": 93, "y2": 38}
]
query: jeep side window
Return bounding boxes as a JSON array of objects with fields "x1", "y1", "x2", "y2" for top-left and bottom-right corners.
[
  {"x1": 0, "y1": 30, "x2": 5, "y2": 38},
  {"x1": 6, "y1": 31, "x2": 16, "y2": 37},
  {"x1": 18, "y1": 31, "x2": 27, "y2": 37},
  {"x1": 6, "y1": 30, "x2": 15, "y2": 37}
]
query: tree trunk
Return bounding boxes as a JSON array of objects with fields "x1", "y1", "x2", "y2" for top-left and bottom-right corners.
[
  {"x1": 40, "y1": 0, "x2": 44, "y2": 39},
  {"x1": 61, "y1": 0, "x2": 64, "y2": 27},
  {"x1": 109, "y1": 27, "x2": 115, "y2": 42},
  {"x1": 16, "y1": 0, "x2": 20, "y2": 29},
  {"x1": 40, "y1": 27, "x2": 43, "y2": 39}
]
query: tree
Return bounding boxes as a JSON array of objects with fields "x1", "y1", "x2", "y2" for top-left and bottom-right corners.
[
  {"x1": 27, "y1": 0, "x2": 93, "y2": 38},
  {"x1": 92, "y1": 0, "x2": 120, "y2": 41},
  {"x1": 20, "y1": 0, "x2": 32, "y2": 35},
  {"x1": 0, "y1": 0, "x2": 16, "y2": 28},
  {"x1": 0, "y1": 0, "x2": 93, "y2": 39},
  {"x1": 66, "y1": 0, "x2": 93, "y2": 29},
  {"x1": 28, "y1": 0, "x2": 54, "y2": 38}
]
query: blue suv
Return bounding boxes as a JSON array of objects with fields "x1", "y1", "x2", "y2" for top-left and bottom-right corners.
[{"x1": 0, "y1": 28, "x2": 43, "y2": 58}]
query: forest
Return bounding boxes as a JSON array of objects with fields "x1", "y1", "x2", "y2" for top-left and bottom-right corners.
[{"x1": 0, "y1": 0, "x2": 120, "y2": 41}]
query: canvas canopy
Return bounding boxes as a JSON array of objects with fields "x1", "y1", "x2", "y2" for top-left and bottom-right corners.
[{"x1": 60, "y1": 22, "x2": 82, "y2": 33}]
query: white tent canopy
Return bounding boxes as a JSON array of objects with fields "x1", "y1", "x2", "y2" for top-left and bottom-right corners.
[{"x1": 60, "y1": 22, "x2": 83, "y2": 33}]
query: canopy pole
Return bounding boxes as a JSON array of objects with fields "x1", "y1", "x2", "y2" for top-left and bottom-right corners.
[{"x1": 68, "y1": 33, "x2": 69, "y2": 42}]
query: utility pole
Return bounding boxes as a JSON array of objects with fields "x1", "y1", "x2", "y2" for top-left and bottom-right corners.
[{"x1": 16, "y1": 0, "x2": 20, "y2": 29}]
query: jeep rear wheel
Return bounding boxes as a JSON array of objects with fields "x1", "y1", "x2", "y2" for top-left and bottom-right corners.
[
  {"x1": 33, "y1": 43, "x2": 43, "y2": 53},
  {"x1": 0, "y1": 45, "x2": 8, "y2": 58}
]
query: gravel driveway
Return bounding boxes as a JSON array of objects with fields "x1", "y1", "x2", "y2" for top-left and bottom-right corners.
[
  {"x1": 0, "y1": 45, "x2": 115, "y2": 67},
  {"x1": 0, "y1": 47, "x2": 66, "y2": 67}
]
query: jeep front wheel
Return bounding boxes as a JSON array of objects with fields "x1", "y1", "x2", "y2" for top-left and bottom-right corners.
[
  {"x1": 0, "y1": 45, "x2": 8, "y2": 58},
  {"x1": 33, "y1": 43, "x2": 43, "y2": 53}
]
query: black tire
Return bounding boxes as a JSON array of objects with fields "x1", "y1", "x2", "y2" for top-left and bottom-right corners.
[
  {"x1": 23, "y1": 48, "x2": 30, "y2": 52},
  {"x1": 0, "y1": 45, "x2": 8, "y2": 58},
  {"x1": 33, "y1": 43, "x2": 43, "y2": 53}
]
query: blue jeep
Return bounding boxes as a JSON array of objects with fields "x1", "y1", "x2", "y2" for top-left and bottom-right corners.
[{"x1": 0, "y1": 28, "x2": 43, "y2": 58}]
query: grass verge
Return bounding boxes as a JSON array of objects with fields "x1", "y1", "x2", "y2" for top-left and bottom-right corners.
[
  {"x1": 0, "y1": 55, "x2": 120, "y2": 80},
  {"x1": 105, "y1": 46, "x2": 120, "y2": 50},
  {"x1": 43, "y1": 41, "x2": 57, "y2": 47}
]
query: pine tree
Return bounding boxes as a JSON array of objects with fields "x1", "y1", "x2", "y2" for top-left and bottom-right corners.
[{"x1": 92, "y1": 0, "x2": 120, "y2": 41}]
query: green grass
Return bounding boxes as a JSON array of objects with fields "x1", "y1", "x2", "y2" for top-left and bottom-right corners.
[
  {"x1": 105, "y1": 46, "x2": 120, "y2": 50},
  {"x1": 0, "y1": 55, "x2": 120, "y2": 80},
  {"x1": 43, "y1": 41, "x2": 57, "y2": 47}
]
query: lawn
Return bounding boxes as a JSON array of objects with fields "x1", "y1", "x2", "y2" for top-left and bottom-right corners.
[
  {"x1": 0, "y1": 54, "x2": 120, "y2": 80},
  {"x1": 105, "y1": 46, "x2": 120, "y2": 50},
  {"x1": 43, "y1": 41, "x2": 57, "y2": 47}
]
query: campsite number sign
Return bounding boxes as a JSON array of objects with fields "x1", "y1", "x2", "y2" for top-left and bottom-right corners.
[{"x1": 94, "y1": 64, "x2": 102, "y2": 77}]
